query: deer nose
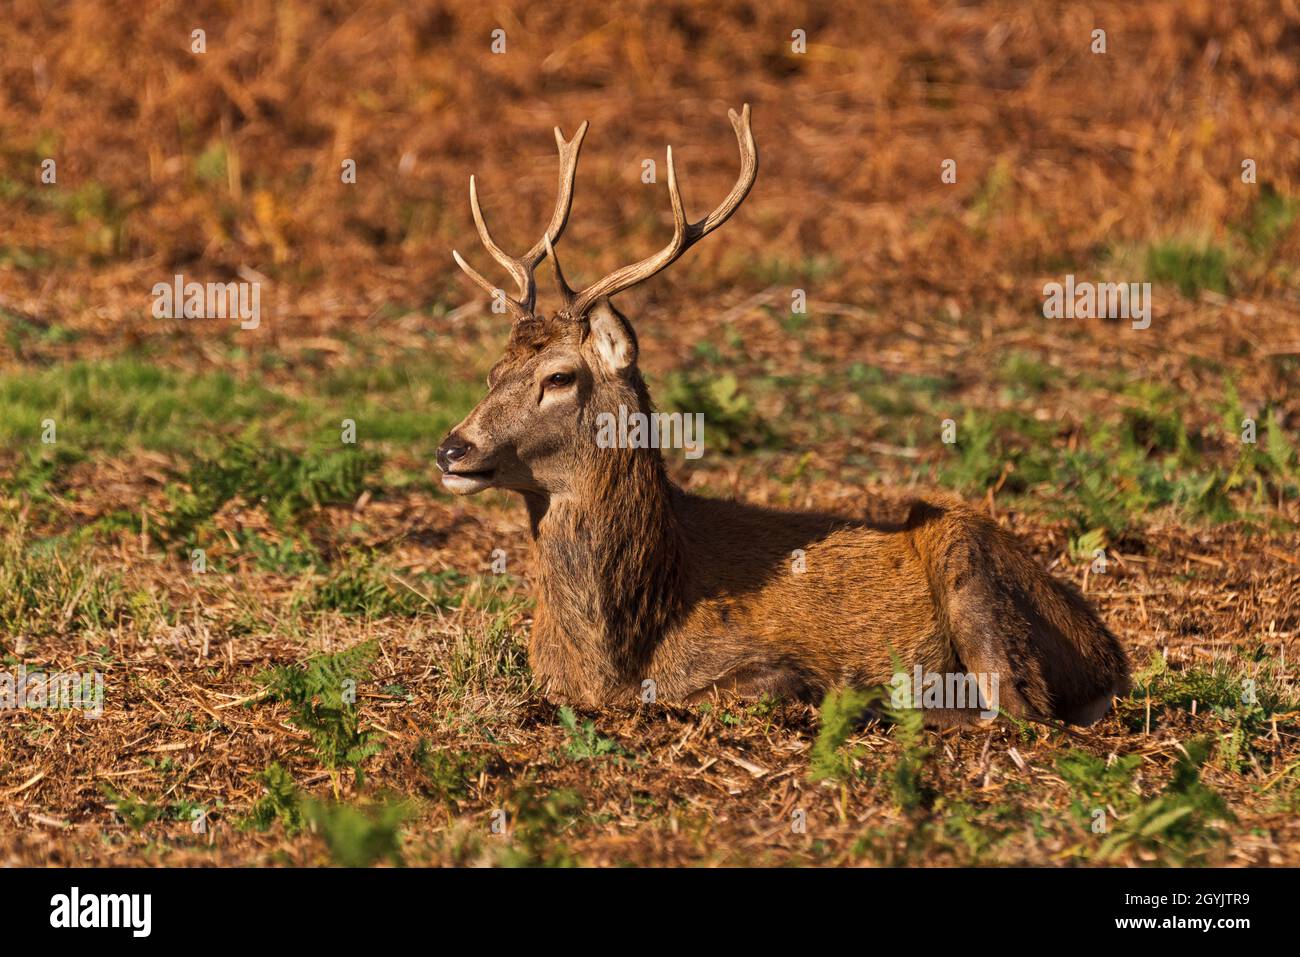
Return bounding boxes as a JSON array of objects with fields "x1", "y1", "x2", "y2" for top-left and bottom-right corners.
[{"x1": 437, "y1": 435, "x2": 473, "y2": 472}]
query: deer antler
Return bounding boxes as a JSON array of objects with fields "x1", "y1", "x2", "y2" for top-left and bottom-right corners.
[
  {"x1": 555, "y1": 104, "x2": 758, "y2": 319},
  {"x1": 452, "y1": 121, "x2": 589, "y2": 320}
]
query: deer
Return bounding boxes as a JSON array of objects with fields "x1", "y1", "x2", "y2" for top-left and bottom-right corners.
[{"x1": 437, "y1": 105, "x2": 1130, "y2": 727}]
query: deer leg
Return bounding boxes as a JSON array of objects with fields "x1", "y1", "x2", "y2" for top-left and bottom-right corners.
[
  {"x1": 930, "y1": 535, "x2": 1057, "y2": 723},
  {"x1": 917, "y1": 707, "x2": 997, "y2": 729},
  {"x1": 684, "y1": 660, "x2": 819, "y2": 704}
]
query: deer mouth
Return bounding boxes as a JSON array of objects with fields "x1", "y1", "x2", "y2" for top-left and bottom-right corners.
[{"x1": 441, "y1": 468, "x2": 495, "y2": 494}]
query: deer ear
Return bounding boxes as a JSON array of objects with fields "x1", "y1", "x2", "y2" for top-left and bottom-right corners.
[{"x1": 586, "y1": 300, "x2": 638, "y2": 374}]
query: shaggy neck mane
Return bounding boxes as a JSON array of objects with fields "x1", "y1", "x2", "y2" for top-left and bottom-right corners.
[{"x1": 525, "y1": 439, "x2": 686, "y2": 697}]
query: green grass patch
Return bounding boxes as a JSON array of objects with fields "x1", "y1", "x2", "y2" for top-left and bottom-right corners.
[
  {"x1": 884, "y1": 700, "x2": 933, "y2": 811},
  {"x1": 0, "y1": 518, "x2": 131, "y2": 639},
  {"x1": 743, "y1": 254, "x2": 840, "y2": 286},
  {"x1": 1146, "y1": 241, "x2": 1231, "y2": 297},
  {"x1": 938, "y1": 408, "x2": 1056, "y2": 494},
  {"x1": 441, "y1": 612, "x2": 533, "y2": 701},
  {"x1": 1095, "y1": 736, "x2": 1232, "y2": 863},
  {"x1": 100, "y1": 784, "x2": 164, "y2": 830},
  {"x1": 0, "y1": 348, "x2": 483, "y2": 505},
  {"x1": 235, "y1": 529, "x2": 323, "y2": 574},
  {"x1": 306, "y1": 558, "x2": 428, "y2": 617},
  {"x1": 1056, "y1": 750, "x2": 1143, "y2": 823},
  {"x1": 849, "y1": 362, "x2": 955, "y2": 416},
  {"x1": 495, "y1": 784, "x2": 584, "y2": 867},
  {"x1": 2, "y1": 307, "x2": 77, "y2": 353},
  {"x1": 996, "y1": 351, "x2": 1056, "y2": 397},
  {"x1": 1138, "y1": 186, "x2": 1300, "y2": 299},
  {"x1": 1124, "y1": 653, "x2": 1297, "y2": 771},
  {"x1": 303, "y1": 563, "x2": 514, "y2": 619},
  {"x1": 0, "y1": 358, "x2": 292, "y2": 462},
  {"x1": 1236, "y1": 183, "x2": 1300, "y2": 258},
  {"x1": 938, "y1": 379, "x2": 1289, "y2": 539}
]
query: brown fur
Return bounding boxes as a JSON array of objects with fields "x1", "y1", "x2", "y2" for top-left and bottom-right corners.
[{"x1": 438, "y1": 304, "x2": 1130, "y2": 726}]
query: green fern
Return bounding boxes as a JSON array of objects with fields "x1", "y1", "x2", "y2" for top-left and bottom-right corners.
[
  {"x1": 1097, "y1": 736, "x2": 1232, "y2": 862},
  {"x1": 304, "y1": 797, "x2": 414, "y2": 867},
  {"x1": 808, "y1": 687, "x2": 877, "y2": 783},
  {"x1": 160, "y1": 442, "x2": 378, "y2": 548},
  {"x1": 258, "y1": 641, "x2": 383, "y2": 787},
  {"x1": 557, "y1": 706, "x2": 627, "y2": 760},
  {"x1": 240, "y1": 762, "x2": 305, "y2": 835},
  {"x1": 881, "y1": 698, "x2": 933, "y2": 811}
]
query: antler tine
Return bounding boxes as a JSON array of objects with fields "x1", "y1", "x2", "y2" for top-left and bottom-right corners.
[
  {"x1": 467, "y1": 175, "x2": 529, "y2": 296},
  {"x1": 544, "y1": 234, "x2": 577, "y2": 314},
  {"x1": 524, "y1": 122, "x2": 588, "y2": 268},
  {"x1": 451, "y1": 121, "x2": 589, "y2": 319},
  {"x1": 568, "y1": 104, "x2": 757, "y2": 317}
]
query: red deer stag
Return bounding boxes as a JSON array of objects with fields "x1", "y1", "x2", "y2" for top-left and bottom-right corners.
[{"x1": 438, "y1": 105, "x2": 1129, "y2": 725}]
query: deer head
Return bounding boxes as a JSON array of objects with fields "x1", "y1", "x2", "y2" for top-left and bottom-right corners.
[{"x1": 437, "y1": 106, "x2": 758, "y2": 499}]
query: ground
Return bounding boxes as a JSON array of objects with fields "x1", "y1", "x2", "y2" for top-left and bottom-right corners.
[{"x1": 1, "y1": 0, "x2": 1299, "y2": 866}]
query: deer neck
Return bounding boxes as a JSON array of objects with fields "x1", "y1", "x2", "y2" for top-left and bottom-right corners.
[{"x1": 524, "y1": 443, "x2": 685, "y2": 701}]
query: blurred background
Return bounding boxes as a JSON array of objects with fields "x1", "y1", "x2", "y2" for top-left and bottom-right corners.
[{"x1": 1, "y1": 1, "x2": 1297, "y2": 516}]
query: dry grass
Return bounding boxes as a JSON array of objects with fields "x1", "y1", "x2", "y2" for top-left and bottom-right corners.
[{"x1": 1, "y1": 0, "x2": 1299, "y2": 866}]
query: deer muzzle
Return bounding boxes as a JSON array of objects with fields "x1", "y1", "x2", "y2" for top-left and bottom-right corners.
[{"x1": 437, "y1": 434, "x2": 496, "y2": 494}]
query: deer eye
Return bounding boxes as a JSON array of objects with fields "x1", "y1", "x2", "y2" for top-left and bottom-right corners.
[{"x1": 544, "y1": 372, "x2": 575, "y2": 389}]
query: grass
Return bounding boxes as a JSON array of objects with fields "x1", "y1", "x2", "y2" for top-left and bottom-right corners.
[
  {"x1": 494, "y1": 785, "x2": 584, "y2": 868},
  {"x1": 660, "y1": 369, "x2": 775, "y2": 452},
  {"x1": 1056, "y1": 750, "x2": 1144, "y2": 824},
  {"x1": 937, "y1": 408, "x2": 1056, "y2": 495},
  {"x1": 101, "y1": 785, "x2": 165, "y2": 830},
  {"x1": 237, "y1": 529, "x2": 323, "y2": 574},
  {"x1": 0, "y1": 517, "x2": 130, "y2": 641},
  {"x1": 0, "y1": 358, "x2": 292, "y2": 457},
  {"x1": 0, "y1": 176, "x2": 131, "y2": 260},
  {"x1": 885, "y1": 701, "x2": 933, "y2": 812},
  {"x1": 1136, "y1": 186, "x2": 1299, "y2": 298},
  {"x1": 2, "y1": 307, "x2": 77, "y2": 353},
  {"x1": 929, "y1": 378, "x2": 1299, "y2": 540},
  {"x1": 1146, "y1": 241, "x2": 1231, "y2": 297},
  {"x1": 1241, "y1": 184, "x2": 1299, "y2": 244},
  {"x1": 2, "y1": 325, "x2": 1294, "y2": 867},
  {"x1": 306, "y1": 558, "x2": 425, "y2": 617},
  {"x1": 415, "y1": 742, "x2": 488, "y2": 810},
  {"x1": 441, "y1": 613, "x2": 533, "y2": 703},
  {"x1": 303, "y1": 564, "x2": 520, "y2": 619},
  {"x1": 0, "y1": 349, "x2": 482, "y2": 509}
]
